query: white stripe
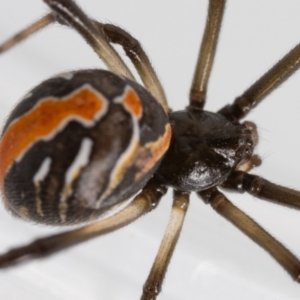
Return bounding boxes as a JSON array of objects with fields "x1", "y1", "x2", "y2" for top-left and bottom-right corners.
[
  {"x1": 96, "y1": 87, "x2": 141, "y2": 208},
  {"x1": 65, "y1": 138, "x2": 93, "y2": 186},
  {"x1": 33, "y1": 157, "x2": 52, "y2": 184},
  {"x1": 33, "y1": 157, "x2": 52, "y2": 217},
  {"x1": 59, "y1": 137, "x2": 94, "y2": 222}
]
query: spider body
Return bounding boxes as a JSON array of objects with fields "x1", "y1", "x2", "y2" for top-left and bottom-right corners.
[
  {"x1": 1, "y1": 1, "x2": 300, "y2": 299},
  {"x1": 155, "y1": 108, "x2": 255, "y2": 191},
  {"x1": 0, "y1": 69, "x2": 171, "y2": 225},
  {"x1": 0, "y1": 62, "x2": 254, "y2": 224}
]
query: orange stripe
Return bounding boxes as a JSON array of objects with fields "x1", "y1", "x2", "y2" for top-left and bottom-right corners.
[
  {"x1": 135, "y1": 123, "x2": 172, "y2": 180},
  {"x1": 98, "y1": 124, "x2": 171, "y2": 204},
  {"x1": 98, "y1": 87, "x2": 142, "y2": 202},
  {"x1": 122, "y1": 88, "x2": 142, "y2": 118},
  {"x1": 0, "y1": 86, "x2": 106, "y2": 188}
]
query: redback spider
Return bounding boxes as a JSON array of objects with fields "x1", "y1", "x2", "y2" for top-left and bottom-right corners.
[{"x1": 1, "y1": 0, "x2": 300, "y2": 299}]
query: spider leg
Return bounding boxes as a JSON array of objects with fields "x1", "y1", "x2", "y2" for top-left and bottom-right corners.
[
  {"x1": 43, "y1": 0, "x2": 134, "y2": 79},
  {"x1": 0, "y1": 181, "x2": 166, "y2": 269},
  {"x1": 218, "y1": 44, "x2": 300, "y2": 120},
  {"x1": 0, "y1": 14, "x2": 55, "y2": 54},
  {"x1": 141, "y1": 191, "x2": 189, "y2": 300},
  {"x1": 198, "y1": 188, "x2": 300, "y2": 282},
  {"x1": 0, "y1": 3, "x2": 170, "y2": 114},
  {"x1": 99, "y1": 23, "x2": 170, "y2": 114},
  {"x1": 222, "y1": 171, "x2": 300, "y2": 210},
  {"x1": 189, "y1": 0, "x2": 226, "y2": 109},
  {"x1": 0, "y1": 1, "x2": 134, "y2": 79}
]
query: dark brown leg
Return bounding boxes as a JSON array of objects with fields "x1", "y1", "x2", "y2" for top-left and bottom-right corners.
[
  {"x1": 100, "y1": 23, "x2": 170, "y2": 114},
  {"x1": 0, "y1": 0, "x2": 133, "y2": 79},
  {"x1": 0, "y1": 181, "x2": 166, "y2": 268},
  {"x1": 218, "y1": 44, "x2": 300, "y2": 120},
  {"x1": 141, "y1": 191, "x2": 189, "y2": 300},
  {"x1": 0, "y1": 14, "x2": 55, "y2": 54},
  {"x1": 189, "y1": 0, "x2": 226, "y2": 109},
  {"x1": 43, "y1": 0, "x2": 134, "y2": 79},
  {"x1": 0, "y1": 2, "x2": 170, "y2": 114},
  {"x1": 222, "y1": 171, "x2": 300, "y2": 210},
  {"x1": 197, "y1": 188, "x2": 300, "y2": 282}
]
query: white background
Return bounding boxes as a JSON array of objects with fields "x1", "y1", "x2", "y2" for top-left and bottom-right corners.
[{"x1": 1, "y1": 1, "x2": 300, "y2": 299}]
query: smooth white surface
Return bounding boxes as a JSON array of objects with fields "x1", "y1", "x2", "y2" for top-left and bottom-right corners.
[{"x1": 1, "y1": 1, "x2": 300, "y2": 299}]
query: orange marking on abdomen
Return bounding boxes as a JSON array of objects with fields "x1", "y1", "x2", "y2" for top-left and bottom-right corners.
[
  {"x1": 136, "y1": 123, "x2": 172, "y2": 180},
  {"x1": 122, "y1": 88, "x2": 142, "y2": 118},
  {"x1": 0, "y1": 86, "x2": 106, "y2": 188}
]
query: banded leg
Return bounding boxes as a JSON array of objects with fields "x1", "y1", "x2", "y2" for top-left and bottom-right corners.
[
  {"x1": 189, "y1": 0, "x2": 226, "y2": 109},
  {"x1": 0, "y1": 14, "x2": 55, "y2": 54},
  {"x1": 0, "y1": 181, "x2": 166, "y2": 268},
  {"x1": 99, "y1": 23, "x2": 169, "y2": 114},
  {"x1": 197, "y1": 188, "x2": 300, "y2": 282},
  {"x1": 141, "y1": 191, "x2": 189, "y2": 300},
  {"x1": 218, "y1": 44, "x2": 300, "y2": 120},
  {"x1": 0, "y1": 1, "x2": 133, "y2": 79},
  {"x1": 222, "y1": 171, "x2": 300, "y2": 210},
  {"x1": 43, "y1": 0, "x2": 134, "y2": 79},
  {"x1": 0, "y1": 3, "x2": 170, "y2": 113}
]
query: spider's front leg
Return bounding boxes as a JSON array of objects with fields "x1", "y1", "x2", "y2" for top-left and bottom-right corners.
[
  {"x1": 189, "y1": 0, "x2": 226, "y2": 109},
  {"x1": 222, "y1": 171, "x2": 300, "y2": 210},
  {"x1": 0, "y1": 14, "x2": 55, "y2": 54}
]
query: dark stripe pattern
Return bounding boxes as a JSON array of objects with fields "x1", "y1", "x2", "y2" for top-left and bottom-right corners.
[{"x1": 0, "y1": 69, "x2": 170, "y2": 225}]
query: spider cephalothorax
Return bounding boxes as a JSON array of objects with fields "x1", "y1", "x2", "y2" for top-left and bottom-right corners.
[{"x1": 156, "y1": 108, "x2": 255, "y2": 191}]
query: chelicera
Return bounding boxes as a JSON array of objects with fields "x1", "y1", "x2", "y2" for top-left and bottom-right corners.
[{"x1": 1, "y1": 0, "x2": 300, "y2": 299}]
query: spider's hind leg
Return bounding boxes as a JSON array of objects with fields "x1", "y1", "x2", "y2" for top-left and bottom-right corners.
[
  {"x1": 0, "y1": 0, "x2": 134, "y2": 79},
  {"x1": 198, "y1": 188, "x2": 300, "y2": 282},
  {"x1": 0, "y1": 0, "x2": 170, "y2": 114},
  {"x1": 0, "y1": 14, "x2": 54, "y2": 54},
  {"x1": 100, "y1": 23, "x2": 170, "y2": 114},
  {"x1": 0, "y1": 181, "x2": 166, "y2": 269}
]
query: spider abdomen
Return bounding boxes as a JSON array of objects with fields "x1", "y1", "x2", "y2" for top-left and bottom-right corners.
[{"x1": 0, "y1": 69, "x2": 171, "y2": 225}]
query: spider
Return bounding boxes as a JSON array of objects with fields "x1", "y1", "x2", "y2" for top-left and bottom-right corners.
[{"x1": 0, "y1": 0, "x2": 300, "y2": 300}]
